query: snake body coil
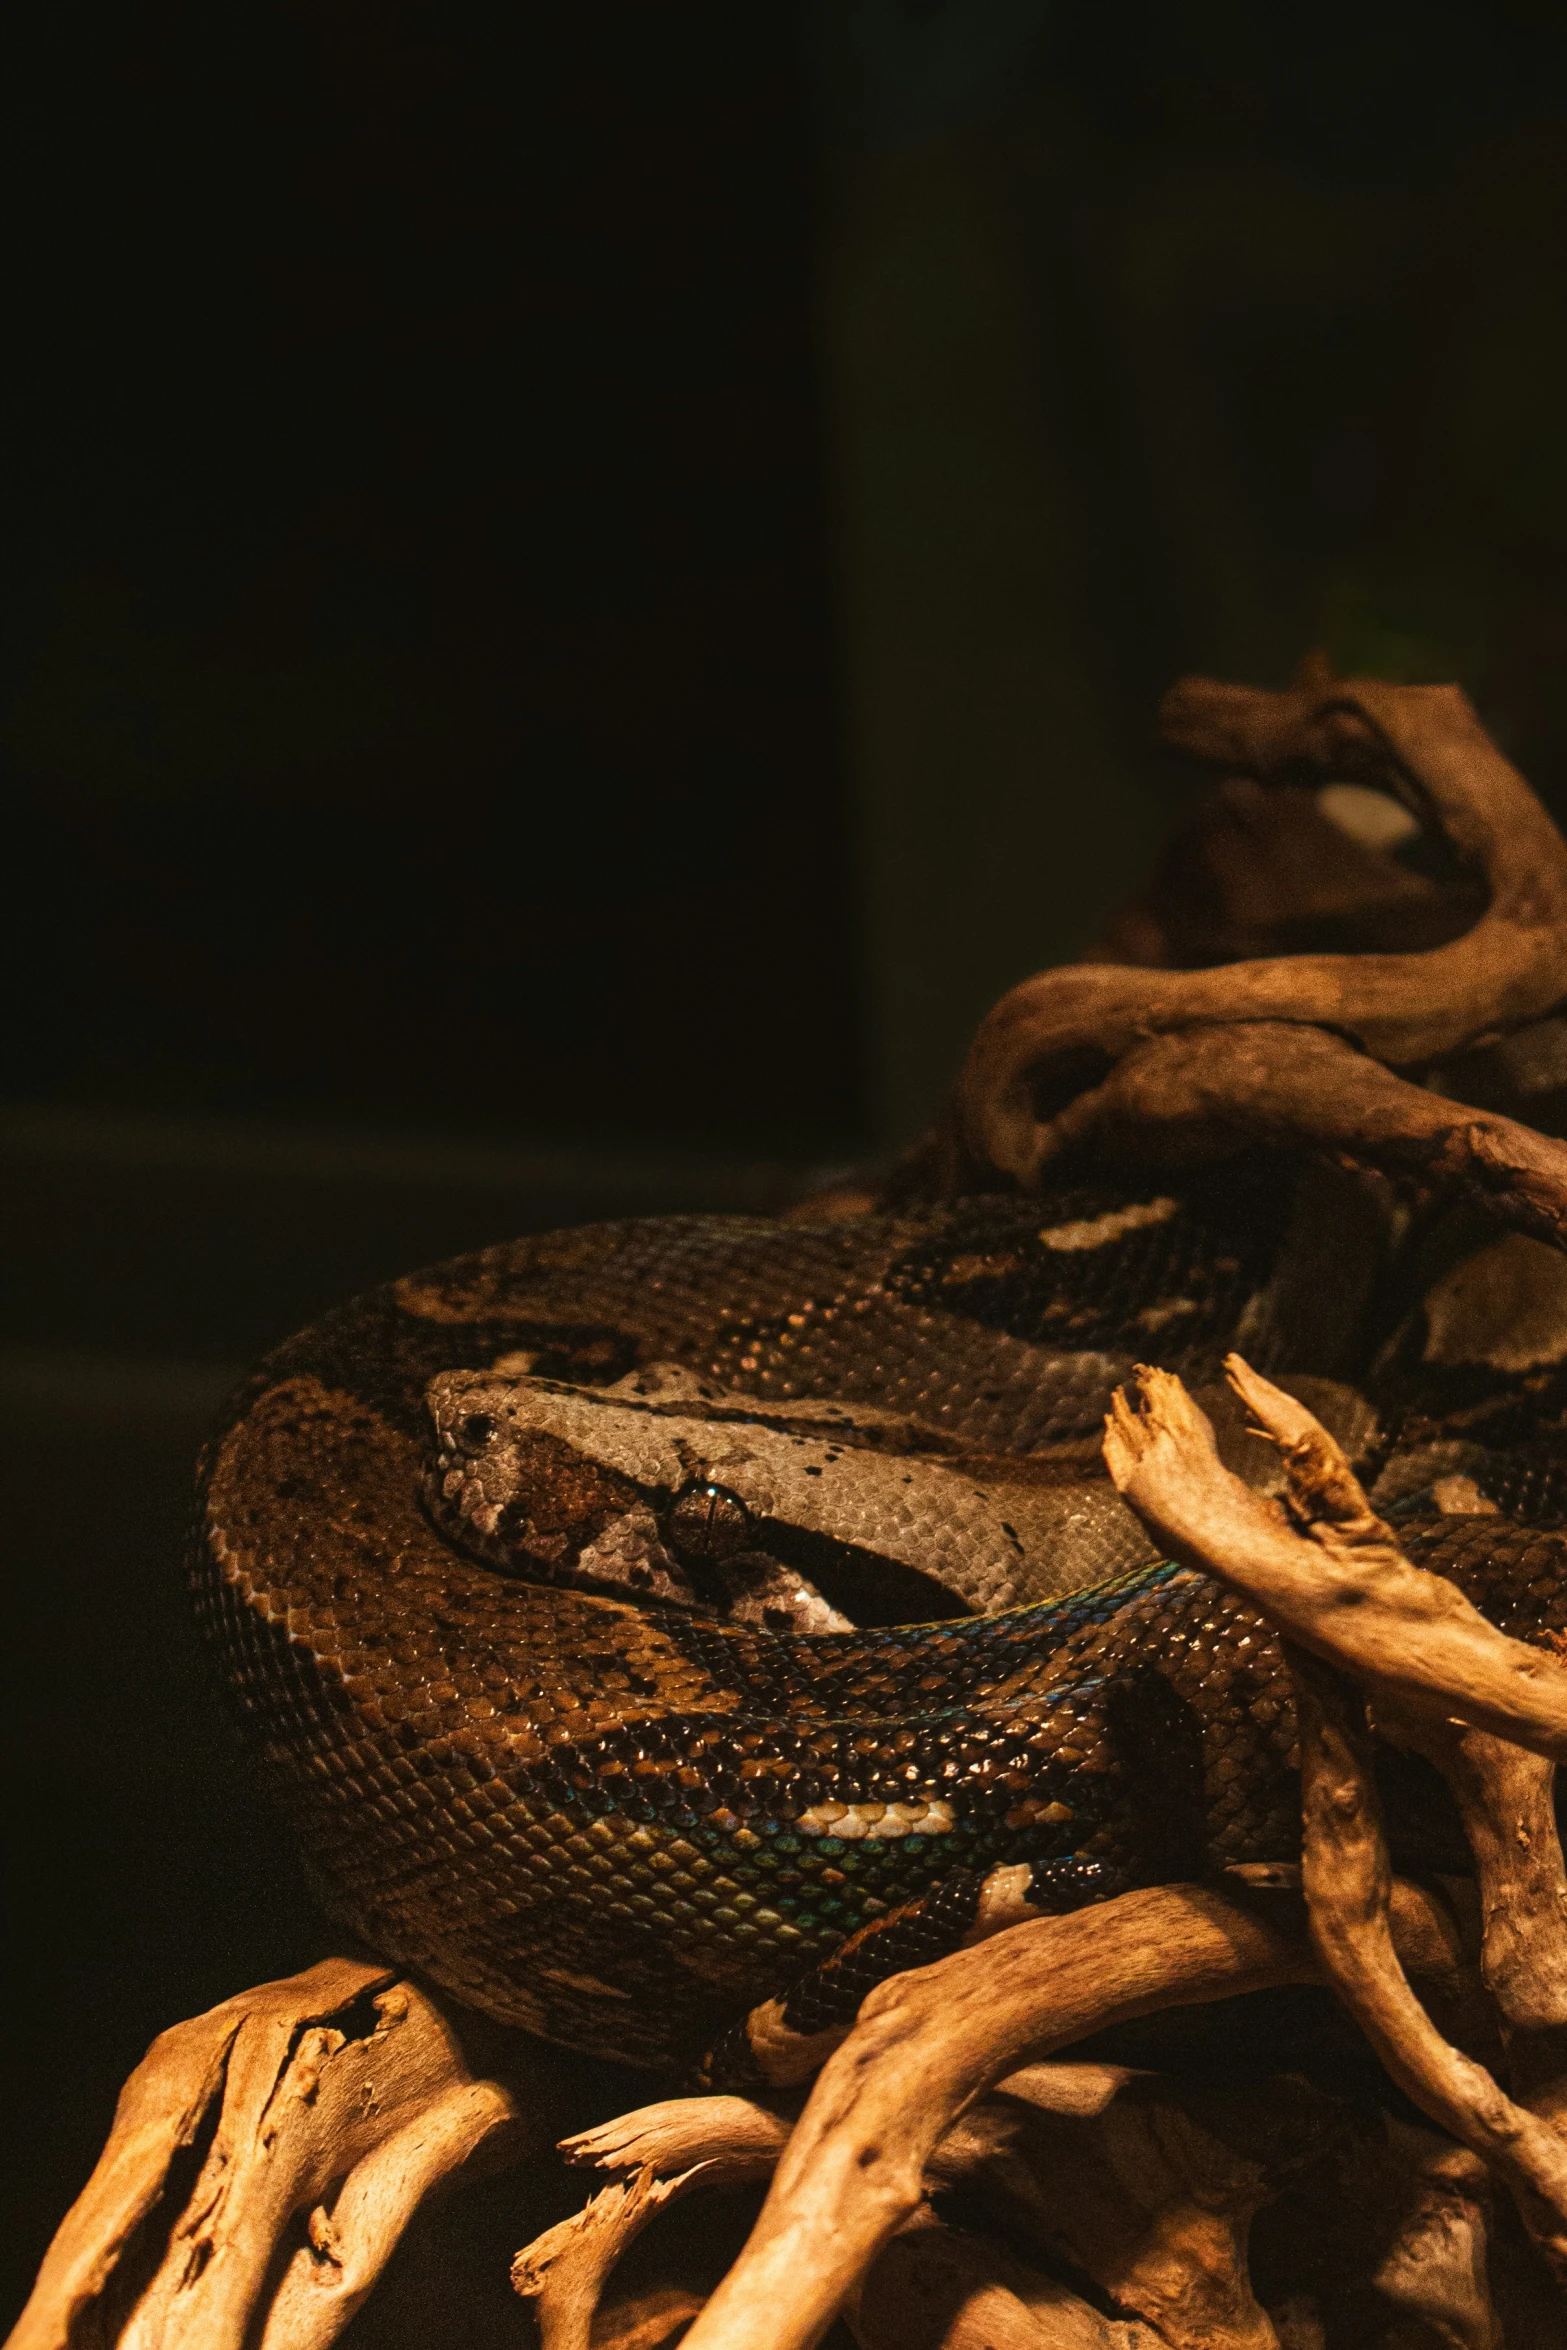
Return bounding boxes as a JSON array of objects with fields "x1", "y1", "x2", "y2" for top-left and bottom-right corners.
[{"x1": 194, "y1": 1165, "x2": 1567, "y2": 2072}]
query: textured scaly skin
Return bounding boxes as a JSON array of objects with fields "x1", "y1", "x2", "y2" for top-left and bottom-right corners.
[{"x1": 193, "y1": 1172, "x2": 1567, "y2": 2072}]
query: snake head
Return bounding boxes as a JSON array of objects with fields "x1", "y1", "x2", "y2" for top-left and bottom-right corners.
[
  {"x1": 423, "y1": 1368, "x2": 856, "y2": 1631},
  {"x1": 423, "y1": 1368, "x2": 704, "y2": 1608}
]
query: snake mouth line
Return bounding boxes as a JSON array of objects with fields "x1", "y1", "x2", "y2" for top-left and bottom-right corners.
[{"x1": 419, "y1": 1450, "x2": 973, "y2": 1634}]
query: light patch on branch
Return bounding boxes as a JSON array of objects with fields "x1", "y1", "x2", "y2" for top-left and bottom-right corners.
[{"x1": 1102, "y1": 1355, "x2": 1567, "y2": 1759}]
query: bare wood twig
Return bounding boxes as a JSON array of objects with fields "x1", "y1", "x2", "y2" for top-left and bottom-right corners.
[
  {"x1": 512, "y1": 2162, "x2": 712, "y2": 2350},
  {"x1": 1101, "y1": 1356, "x2": 1567, "y2": 1759}
]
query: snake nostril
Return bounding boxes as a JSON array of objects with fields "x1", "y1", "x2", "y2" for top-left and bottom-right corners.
[
  {"x1": 667, "y1": 1480, "x2": 753, "y2": 1566},
  {"x1": 457, "y1": 1413, "x2": 497, "y2": 1453}
]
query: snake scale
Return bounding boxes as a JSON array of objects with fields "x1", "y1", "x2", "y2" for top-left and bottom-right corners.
[{"x1": 193, "y1": 1154, "x2": 1567, "y2": 2078}]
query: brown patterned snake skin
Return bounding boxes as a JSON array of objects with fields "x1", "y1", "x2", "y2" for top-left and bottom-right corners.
[{"x1": 193, "y1": 1157, "x2": 1567, "y2": 2078}]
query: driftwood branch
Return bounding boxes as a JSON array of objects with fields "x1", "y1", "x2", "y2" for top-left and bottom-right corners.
[
  {"x1": 1044, "y1": 1020, "x2": 1567, "y2": 1249},
  {"x1": 7, "y1": 1959, "x2": 567, "y2": 2350},
  {"x1": 671, "y1": 1874, "x2": 1460, "y2": 2350},
  {"x1": 1106, "y1": 1359, "x2": 1567, "y2": 2282},
  {"x1": 955, "y1": 676, "x2": 1567, "y2": 1216},
  {"x1": 1102, "y1": 1354, "x2": 1567, "y2": 1758},
  {"x1": 562, "y1": 2095, "x2": 795, "y2": 2191},
  {"x1": 1392, "y1": 1718, "x2": 1567, "y2": 2112},
  {"x1": 511, "y1": 2160, "x2": 713, "y2": 2350},
  {"x1": 1288, "y1": 1645, "x2": 1567, "y2": 2273}
]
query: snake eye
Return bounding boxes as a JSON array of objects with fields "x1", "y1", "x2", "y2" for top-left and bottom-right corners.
[
  {"x1": 457, "y1": 1412, "x2": 497, "y2": 1453},
  {"x1": 667, "y1": 1481, "x2": 753, "y2": 1566}
]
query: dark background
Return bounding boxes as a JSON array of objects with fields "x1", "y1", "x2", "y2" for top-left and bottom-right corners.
[
  {"x1": 8, "y1": 0, "x2": 1567, "y2": 2327},
  {"x1": 3, "y1": 2, "x2": 852, "y2": 1150}
]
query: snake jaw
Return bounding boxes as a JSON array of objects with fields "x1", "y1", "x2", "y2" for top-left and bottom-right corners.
[
  {"x1": 718, "y1": 1554, "x2": 856, "y2": 1636},
  {"x1": 576, "y1": 1510, "x2": 706, "y2": 1607}
]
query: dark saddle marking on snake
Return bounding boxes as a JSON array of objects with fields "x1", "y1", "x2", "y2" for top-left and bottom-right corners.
[{"x1": 192, "y1": 1163, "x2": 1567, "y2": 2072}]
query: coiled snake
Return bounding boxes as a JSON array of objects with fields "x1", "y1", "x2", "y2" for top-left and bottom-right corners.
[
  {"x1": 192, "y1": 1157, "x2": 1567, "y2": 2079},
  {"x1": 193, "y1": 676, "x2": 1567, "y2": 2084}
]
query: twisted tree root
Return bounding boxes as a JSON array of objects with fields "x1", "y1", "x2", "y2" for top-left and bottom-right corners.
[
  {"x1": 1101, "y1": 1355, "x2": 1567, "y2": 1759},
  {"x1": 666, "y1": 1875, "x2": 1459, "y2": 2350},
  {"x1": 954, "y1": 676, "x2": 1567, "y2": 1234},
  {"x1": 6, "y1": 1959, "x2": 568, "y2": 2350},
  {"x1": 1109, "y1": 1359, "x2": 1567, "y2": 2285}
]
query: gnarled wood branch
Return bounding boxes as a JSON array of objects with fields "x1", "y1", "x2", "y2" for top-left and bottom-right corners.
[
  {"x1": 1389, "y1": 1718, "x2": 1567, "y2": 2115},
  {"x1": 6, "y1": 1959, "x2": 568, "y2": 2350},
  {"x1": 1044, "y1": 1020, "x2": 1567, "y2": 1249},
  {"x1": 1289, "y1": 1644, "x2": 1567, "y2": 2274},
  {"x1": 1102, "y1": 1354, "x2": 1567, "y2": 1758},
  {"x1": 512, "y1": 2161, "x2": 714, "y2": 2350},
  {"x1": 956, "y1": 676, "x2": 1567, "y2": 1202},
  {"x1": 671, "y1": 1875, "x2": 1461, "y2": 2350},
  {"x1": 1107, "y1": 1360, "x2": 1567, "y2": 2283}
]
